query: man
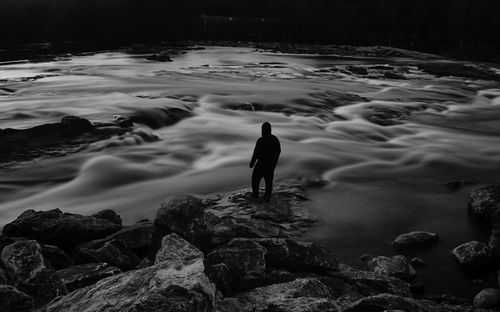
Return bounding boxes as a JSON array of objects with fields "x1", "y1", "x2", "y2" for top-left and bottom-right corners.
[{"x1": 250, "y1": 122, "x2": 281, "y2": 201}]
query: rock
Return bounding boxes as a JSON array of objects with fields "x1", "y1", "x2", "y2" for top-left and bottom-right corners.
[
  {"x1": 452, "y1": 241, "x2": 491, "y2": 274},
  {"x1": 410, "y1": 257, "x2": 427, "y2": 268},
  {"x1": 57, "y1": 263, "x2": 121, "y2": 293},
  {"x1": 112, "y1": 115, "x2": 134, "y2": 128},
  {"x1": 384, "y1": 71, "x2": 406, "y2": 80},
  {"x1": 137, "y1": 258, "x2": 153, "y2": 269},
  {"x1": 40, "y1": 256, "x2": 216, "y2": 312},
  {"x1": 418, "y1": 62, "x2": 500, "y2": 81},
  {"x1": 209, "y1": 216, "x2": 283, "y2": 245},
  {"x1": 2, "y1": 209, "x2": 122, "y2": 252},
  {"x1": 367, "y1": 255, "x2": 416, "y2": 281},
  {"x1": 206, "y1": 238, "x2": 267, "y2": 291},
  {"x1": 155, "y1": 233, "x2": 204, "y2": 264},
  {"x1": 146, "y1": 51, "x2": 173, "y2": 62},
  {"x1": 256, "y1": 238, "x2": 339, "y2": 273},
  {"x1": 344, "y1": 294, "x2": 437, "y2": 312},
  {"x1": 218, "y1": 278, "x2": 339, "y2": 312},
  {"x1": 347, "y1": 66, "x2": 368, "y2": 76},
  {"x1": 74, "y1": 239, "x2": 140, "y2": 271},
  {"x1": 468, "y1": 184, "x2": 500, "y2": 221},
  {"x1": 392, "y1": 231, "x2": 439, "y2": 248},
  {"x1": 206, "y1": 263, "x2": 238, "y2": 297},
  {"x1": 91, "y1": 209, "x2": 122, "y2": 225},
  {"x1": 0, "y1": 235, "x2": 14, "y2": 253},
  {"x1": 473, "y1": 288, "x2": 500, "y2": 309},
  {"x1": 0, "y1": 285, "x2": 34, "y2": 312},
  {"x1": 60, "y1": 116, "x2": 95, "y2": 133},
  {"x1": 77, "y1": 221, "x2": 153, "y2": 259},
  {"x1": 41, "y1": 244, "x2": 72, "y2": 270},
  {"x1": 0, "y1": 240, "x2": 66, "y2": 307},
  {"x1": 152, "y1": 195, "x2": 211, "y2": 254},
  {"x1": 0, "y1": 266, "x2": 9, "y2": 284}
]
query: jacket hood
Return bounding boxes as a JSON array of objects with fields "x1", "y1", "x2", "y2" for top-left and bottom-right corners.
[{"x1": 262, "y1": 122, "x2": 272, "y2": 136}]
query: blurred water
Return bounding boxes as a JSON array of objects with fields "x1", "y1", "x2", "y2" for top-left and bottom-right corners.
[{"x1": 1, "y1": 47, "x2": 500, "y2": 298}]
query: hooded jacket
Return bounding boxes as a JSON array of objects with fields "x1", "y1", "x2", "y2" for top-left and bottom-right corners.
[{"x1": 250, "y1": 122, "x2": 281, "y2": 170}]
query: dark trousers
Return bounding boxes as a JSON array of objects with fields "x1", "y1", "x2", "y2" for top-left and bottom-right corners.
[{"x1": 252, "y1": 165, "x2": 274, "y2": 200}]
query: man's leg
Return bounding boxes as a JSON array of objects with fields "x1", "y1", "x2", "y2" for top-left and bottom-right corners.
[
  {"x1": 263, "y1": 170, "x2": 274, "y2": 201},
  {"x1": 252, "y1": 167, "x2": 263, "y2": 198}
]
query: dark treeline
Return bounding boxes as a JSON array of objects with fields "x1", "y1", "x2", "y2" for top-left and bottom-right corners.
[{"x1": 0, "y1": 0, "x2": 498, "y2": 60}]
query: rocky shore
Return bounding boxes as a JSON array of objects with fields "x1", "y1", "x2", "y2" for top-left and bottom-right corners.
[{"x1": 0, "y1": 182, "x2": 500, "y2": 311}]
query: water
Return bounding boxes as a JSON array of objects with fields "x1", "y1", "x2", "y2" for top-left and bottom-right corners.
[{"x1": 1, "y1": 46, "x2": 500, "y2": 298}]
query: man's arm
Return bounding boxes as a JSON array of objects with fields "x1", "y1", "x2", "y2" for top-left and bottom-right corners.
[{"x1": 250, "y1": 139, "x2": 261, "y2": 168}]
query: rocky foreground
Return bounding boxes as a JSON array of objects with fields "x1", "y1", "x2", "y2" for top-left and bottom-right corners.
[{"x1": 1, "y1": 182, "x2": 500, "y2": 311}]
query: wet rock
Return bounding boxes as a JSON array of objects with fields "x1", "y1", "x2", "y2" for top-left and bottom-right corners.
[
  {"x1": 392, "y1": 231, "x2": 439, "y2": 248},
  {"x1": 154, "y1": 233, "x2": 204, "y2": 264},
  {"x1": 452, "y1": 241, "x2": 491, "y2": 273},
  {"x1": 60, "y1": 116, "x2": 95, "y2": 133},
  {"x1": 206, "y1": 238, "x2": 267, "y2": 291},
  {"x1": 147, "y1": 51, "x2": 173, "y2": 62},
  {"x1": 129, "y1": 106, "x2": 193, "y2": 129},
  {"x1": 410, "y1": 257, "x2": 427, "y2": 268},
  {"x1": 75, "y1": 239, "x2": 140, "y2": 271},
  {"x1": 152, "y1": 195, "x2": 211, "y2": 253},
  {"x1": 2, "y1": 208, "x2": 122, "y2": 252},
  {"x1": 218, "y1": 278, "x2": 339, "y2": 312},
  {"x1": 468, "y1": 185, "x2": 500, "y2": 221},
  {"x1": 418, "y1": 62, "x2": 499, "y2": 81},
  {"x1": 367, "y1": 255, "x2": 416, "y2": 281},
  {"x1": 384, "y1": 71, "x2": 406, "y2": 80},
  {"x1": 57, "y1": 263, "x2": 121, "y2": 293},
  {"x1": 77, "y1": 220, "x2": 153, "y2": 259},
  {"x1": 112, "y1": 115, "x2": 134, "y2": 128},
  {"x1": 91, "y1": 209, "x2": 122, "y2": 225},
  {"x1": 473, "y1": 288, "x2": 500, "y2": 309},
  {"x1": 0, "y1": 240, "x2": 66, "y2": 307},
  {"x1": 256, "y1": 238, "x2": 339, "y2": 273},
  {"x1": 40, "y1": 255, "x2": 216, "y2": 312},
  {"x1": 344, "y1": 294, "x2": 437, "y2": 312},
  {"x1": 347, "y1": 66, "x2": 368, "y2": 76},
  {"x1": 0, "y1": 285, "x2": 34, "y2": 312},
  {"x1": 41, "y1": 244, "x2": 72, "y2": 270}
]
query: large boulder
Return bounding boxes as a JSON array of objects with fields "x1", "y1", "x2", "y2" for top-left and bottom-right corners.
[
  {"x1": 57, "y1": 263, "x2": 121, "y2": 292},
  {"x1": 473, "y1": 288, "x2": 500, "y2": 309},
  {"x1": 155, "y1": 233, "x2": 203, "y2": 264},
  {"x1": 2, "y1": 209, "x2": 122, "y2": 252},
  {"x1": 218, "y1": 278, "x2": 339, "y2": 312},
  {"x1": 452, "y1": 241, "x2": 491, "y2": 274},
  {"x1": 74, "y1": 239, "x2": 140, "y2": 271},
  {"x1": 366, "y1": 255, "x2": 416, "y2": 281},
  {"x1": 0, "y1": 285, "x2": 34, "y2": 312},
  {"x1": 91, "y1": 209, "x2": 122, "y2": 225},
  {"x1": 41, "y1": 244, "x2": 72, "y2": 270},
  {"x1": 468, "y1": 185, "x2": 500, "y2": 222},
  {"x1": 0, "y1": 240, "x2": 66, "y2": 307},
  {"x1": 40, "y1": 256, "x2": 216, "y2": 311},
  {"x1": 152, "y1": 195, "x2": 211, "y2": 254},
  {"x1": 392, "y1": 231, "x2": 439, "y2": 248}
]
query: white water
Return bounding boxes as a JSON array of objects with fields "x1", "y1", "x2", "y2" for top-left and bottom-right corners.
[{"x1": 1, "y1": 47, "x2": 500, "y2": 297}]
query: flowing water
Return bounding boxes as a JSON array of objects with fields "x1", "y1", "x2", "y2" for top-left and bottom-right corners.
[{"x1": 1, "y1": 46, "x2": 500, "y2": 298}]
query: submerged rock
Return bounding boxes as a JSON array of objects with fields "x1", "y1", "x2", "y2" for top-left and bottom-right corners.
[
  {"x1": 392, "y1": 231, "x2": 439, "y2": 248},
  {"x1": 0, "y1": 240, "x2": 66, "y2": 307},
  {"x1": 0, "y1": 285, "x2": 34, "y2": 312},
  {"x1": 473, "y1": 288, "x2": 500, "y2": 309},
  {"x1": 367, "y1": 255, "x2": 416, "y2": 281},
  {"x1": 57, "y1": 263, "x2": 121, "y2": 293},
  {"x1": 452, "y1": 241, "x2": 491, "y2": 274},
  {"x1": 2, "y1": 209, "x2": 122, "y2": 252}
]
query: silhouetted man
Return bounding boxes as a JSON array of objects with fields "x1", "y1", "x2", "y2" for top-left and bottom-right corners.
[{"x1": 250, "y1": 122, "x2": 281, "y2": 201}]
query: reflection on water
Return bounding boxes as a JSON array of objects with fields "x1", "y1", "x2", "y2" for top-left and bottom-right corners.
[{"x1": 1, "y1": 47, "x2": 500, "y2": 298}]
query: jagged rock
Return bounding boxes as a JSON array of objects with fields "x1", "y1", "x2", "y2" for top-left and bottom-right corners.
[
  {"x1": 41, "y1": 244, "x2": 72, "y2": 270},
  {"x1": 344, "y1": 294, "x2": 438, "y2": 312},
  {"x1": 468, "y1": 185, "x2": 500, "y2": 221},
  {"x1": 91, "y1": 209, "x2": 122, "y2": 225},
  {"x1": 74, "y1": 239, "x2": 139, "y2": 271},
  {"x1": 57, "y1": 263, "x2": 121, "y2": 293},
  {"x1": 256, "y1": 238, "x2": 339, "y2": 273},
  {"x1": 473, "y1": 288, "x2": 500, "y2": 309},
  {"x1": 0, "y1": 240, "x2": 66, "y2": 307},
  {"x1": 218, "y1": 278, "x2": 339, "y2": 312},
  {"x1": 77, "y1": 221, "x2": 153, "y2": 258},
  {"x1": 152, "y1": 195, "x2": 211, "y2": 254},
  {"x1": 392, "y1": 231, "x2": 439, "y2": 248},
  {"x1": 155, "y1": 233, "x2": 204, "y2": 264},
  {"x1": 40, "y1": 257, "x2": 216, "y2": 312},
  {"x1": 2, "y1": 209, "x2": 122, "y2": 252},
  {"x1": 367, "y1": 255, "x2": 416, "y2": 281},
  {"x1": 0, "y1": 285, "x2": 34, "y2": 312},
  {"x1": 452, "y1": 241, "x2": 491, "y2": 274}
]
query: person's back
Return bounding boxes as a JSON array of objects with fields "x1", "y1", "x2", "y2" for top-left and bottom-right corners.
[{"x1": 250, "y1": 122, "x2": 281, "y2": 201}]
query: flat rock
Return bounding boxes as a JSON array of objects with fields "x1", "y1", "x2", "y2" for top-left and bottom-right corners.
[
  {"x1": 0, "y1": 240, "x2": 66, "y2": 307},
  {"x1": 452, "y1": 241, "x2": 491, "y2": 274},
  {"x1": 155, "y1": 232, "x2": 204, "y2": 264},
  {"x1": 91, "y1": 209, "x2": 122, "y2": 225},
  {"x1": 40, "y1": 257, "x2": 216, "y2": 312},
  {"x1": 2, "y1": 208, "x2": 122, "y2": 252},
  {"x1": 367, "y1": 255, "x2": 416, "y2": 281},
  {"x1": 473, "y1": 288, "x2": 500, "y2": 309},
  {"x1": 57, "y1": 263, "x2": 121, "y2": 293},
  {"x1": 0, "y1": 285, "x2": 34, "y2": 312},
  {"x1": 392, "y1": 231, "x2": 439, "y2": 248}
]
